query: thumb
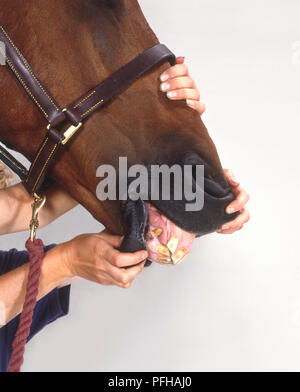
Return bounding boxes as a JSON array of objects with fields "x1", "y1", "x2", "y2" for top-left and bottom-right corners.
[
  {"x1": 176, "y1": 56, "x2": 185, "y2": 64},
  {"x1": 224, "y1": 169, "x2": 240, "y2": 187},
  {"x1": 96, "y1": 230, "x2": 124, "y2": 248}
]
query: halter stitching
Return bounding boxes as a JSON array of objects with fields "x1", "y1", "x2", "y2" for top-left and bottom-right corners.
[
  {"x1": 6, "y1": 57, "x2": 49, "y2": 119},
  {"x1": 33, "y1": 144, "x2": 57, "y2": 191},
  {"x1": 0, "y1": 25, "x2": 60, "y2": 112},
  {"x1": 26, "y1": 138, "x2": 49, "y2": 182}
]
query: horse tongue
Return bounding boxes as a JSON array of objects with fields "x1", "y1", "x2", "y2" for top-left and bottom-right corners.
[{"x1": 145, "y1": 203, "x2": 196, "y2": 265}]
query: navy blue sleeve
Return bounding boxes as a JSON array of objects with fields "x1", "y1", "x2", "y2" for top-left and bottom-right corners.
[{"x1": 0, "y1": 246, "x2": 71, "y2": 372}]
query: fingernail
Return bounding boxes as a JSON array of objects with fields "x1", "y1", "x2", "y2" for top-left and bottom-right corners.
[
  {"x1": 167, "y1": 91, "x2": 177, "y2": 99},
  {"x1": 227, "y1": 207, "x2": 235, "y2": 214},
  {"x1": 230, "y1": 175, "x2": 239, "y2": 184},
  {"x1": 222, "y1": 224, "x2": 230, "y2": 230},
  {"x1": 160, "y1": 74, "x2": 169, "y2": 82},
  {"x1": 186, "y1": 99, "x2": 195, "y2": 106},
  {"x1": 160, "y1": 82, "x2": 170, "y2": 92}
]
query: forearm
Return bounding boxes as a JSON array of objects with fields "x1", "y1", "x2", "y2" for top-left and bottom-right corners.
[
  {"x1": 0, "y1": 244, "x2": 72, "y2": 326},
  {"x1": 0, "y1": 183, "x2": 77, "y2": 235},
  {"x1": 0, "y1": 184, "x2": 32, "y2": 235},
  {"x1": 39, "y1": 184, "x2": 78, "y2": 228}
]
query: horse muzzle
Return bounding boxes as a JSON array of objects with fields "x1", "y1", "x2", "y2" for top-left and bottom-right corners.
[{"x1": 119, "y1": 156, "x2": 239, "y2": 267}]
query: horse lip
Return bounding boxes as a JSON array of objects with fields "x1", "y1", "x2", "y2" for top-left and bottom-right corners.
[
  {"x1": 148, "y1": 185, "x2": 238, "y2": 236},
  {"x1": 118, "y1": 174, "x2": 238, "y2": 261}
]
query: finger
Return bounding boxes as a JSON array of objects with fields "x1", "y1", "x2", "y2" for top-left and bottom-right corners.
[
  {"x1": 226, "y1": 187, "x2": 250, "y2": 214},
  {"x1": 104, "y1": 247, "x2": 148, "y2": 268},
  {"x1": 175, "y1": 56, "x2": 185, "y2": 64},
  {"x1": 217, "y1": 208, "x2": 250, "y2": 234},
  {"x1": 186, "y1": 100, "x2": 206, "y2": 115},
  {"x1": 166, "y1": 88, "x2": 200, "y2": 101},
  {"x1": 160, "y1": 64, "x2": 189, "y2": 82},
  {"x1": 95, "y1": 232, "x2": 124, "y2": 248},
  {"x1": 98, "y1": 273, "x2": 132, "y2": 289},
  {"x1": 121, "y1": 261, "x2": 146, "y2": 287},
  {"x1": 160, "y1": 76, "x2": 195, "y2": 92},
  {"x1": 94, "y1": 275, "x2": 121, "y2": 287},
  {"x1": 223, "y1": 169, "x2": 240, "y2": 187},
  {"x1": 83, "y1": 270, "x2": 123, "y2": 288},
  {"x1": 104, "y1": 259, "x2": 146, "y2": 287},
  {"x1": 91, "y1": 262, "x2": 138, "y2": 288}
]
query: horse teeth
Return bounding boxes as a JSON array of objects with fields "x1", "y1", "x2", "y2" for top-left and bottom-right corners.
[
  {"x1": 157, "y1": 245, "x2": 170, "y2": 257},
  {"x1": 171, "y1": 247, "x2": 187, "y2": 265},
  {"x1": 152, "y1": 228, "x2": 163, "y2": 237},
  {"x1": 158, "y1": 256, "x2": 172, "y2": 264},
  {"x1": 167, "y1": 237, "x2": 179, "y2": 254},
  {"x1": 174, "y1": 255, "x2": 188, "y2": 265}
]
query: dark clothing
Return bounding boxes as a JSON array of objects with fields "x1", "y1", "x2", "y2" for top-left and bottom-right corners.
[{"x1": 0, "y1": 245, "x2": 70, "y2": 372}]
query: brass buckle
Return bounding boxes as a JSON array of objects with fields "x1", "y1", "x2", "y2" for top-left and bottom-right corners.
[
  {"x1": 61, "y1": 122, "x2": 83, "y2": 145},
  {"x1": 29, "y1": 193, "x2": 46, "y2": 241},
  {"x1": 47, "y1": 109, "x2": 82, "y2": 146}
]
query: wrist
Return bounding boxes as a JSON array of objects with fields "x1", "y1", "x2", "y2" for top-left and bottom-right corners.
[
  {"x1": 43, "y1": 243, "x2": 74, "y2": 285},
  {"x1": 56, "y1": 240, "x2": 77, "y2": 279}
]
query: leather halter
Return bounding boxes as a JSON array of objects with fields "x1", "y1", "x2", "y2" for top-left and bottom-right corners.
[{"x1": 0, "y1": 23, "x2": 175, "y2": 196}]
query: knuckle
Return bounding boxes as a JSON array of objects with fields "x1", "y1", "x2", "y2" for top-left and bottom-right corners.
[
  {"x1": 244, "y1": 192, "x2": 250, "y2": 202},
  {"x1": 113, "y1": 254, "x2": 122, "y2": 266},
  {"x1": 175, "y1": 79, "x2": 183, "y2": 90},
  {"x1": 176, "y1": 90, "x2": 184, "y2": 99},
  {"x1": 189, "y1": 77, "x2": 195, "y2": 87},
  {"x1": 169, "y1": 80, "x2": 177, "y2": 90},
  {"x1": 170, "y1": 67, "x2": 177, "y2": 77},
  {"x1": 95, "y1": 256, "x2": 104, "y2": 268},
  {"x1": 182, "y1": 64, "x2": 189, "y2": 74},
  {"x1": 90, "y1": 236, "x2": 99, "y2": 249}
]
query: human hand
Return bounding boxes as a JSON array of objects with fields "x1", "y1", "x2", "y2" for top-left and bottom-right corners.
[
  {"x1": 160, "y1": 57, "x2": 206, "y2": 115},
  {"x1": 217, "y1": 170, "x2": 250, "y2": 234},
  {"x1": 61, "y1": 230, "x2": 148, "y2": 289}
]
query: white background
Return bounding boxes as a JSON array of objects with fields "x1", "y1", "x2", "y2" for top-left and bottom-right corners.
[{"x1": 1, "y1": 0, "x2": 300, "y2": 371}]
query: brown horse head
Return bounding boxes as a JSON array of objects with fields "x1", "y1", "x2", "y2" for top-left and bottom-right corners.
[{"x1": 0, "y1": 0, "x2": 238, "y2": 259}]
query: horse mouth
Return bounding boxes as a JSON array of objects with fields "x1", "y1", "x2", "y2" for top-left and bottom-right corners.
[
  {"x1": 119, "y1": 188, "x2": 238, "y2": 267},
  {"x1": 119, "y1": 153, "x2": 239, "y2": 266},
  {"x1": 145, "y1": 202, "x2": 196, "y2": 265}
]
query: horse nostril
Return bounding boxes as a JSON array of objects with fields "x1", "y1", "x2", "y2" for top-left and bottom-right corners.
[{"x1": 182, "y1": 152, "x2": 231, "y2": 198}]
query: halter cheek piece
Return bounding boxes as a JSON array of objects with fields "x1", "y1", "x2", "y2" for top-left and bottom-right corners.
[{"x1": 0, "y1": 23, "x2": 175, "y2": 197}]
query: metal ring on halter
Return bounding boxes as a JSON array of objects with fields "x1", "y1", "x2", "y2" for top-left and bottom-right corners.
[{"x1": 29, "y1": 193, "x2": 47, "y2": 241}]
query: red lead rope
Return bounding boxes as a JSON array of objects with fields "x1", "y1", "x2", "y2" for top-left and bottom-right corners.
[{"x1": 8, "y1": 238, "x2": 45, "y2": 373}]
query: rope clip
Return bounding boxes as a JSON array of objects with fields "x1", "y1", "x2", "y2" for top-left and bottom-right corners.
[{"x1": 30, "y1": 193, "x2": 46, "y2": 241}]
